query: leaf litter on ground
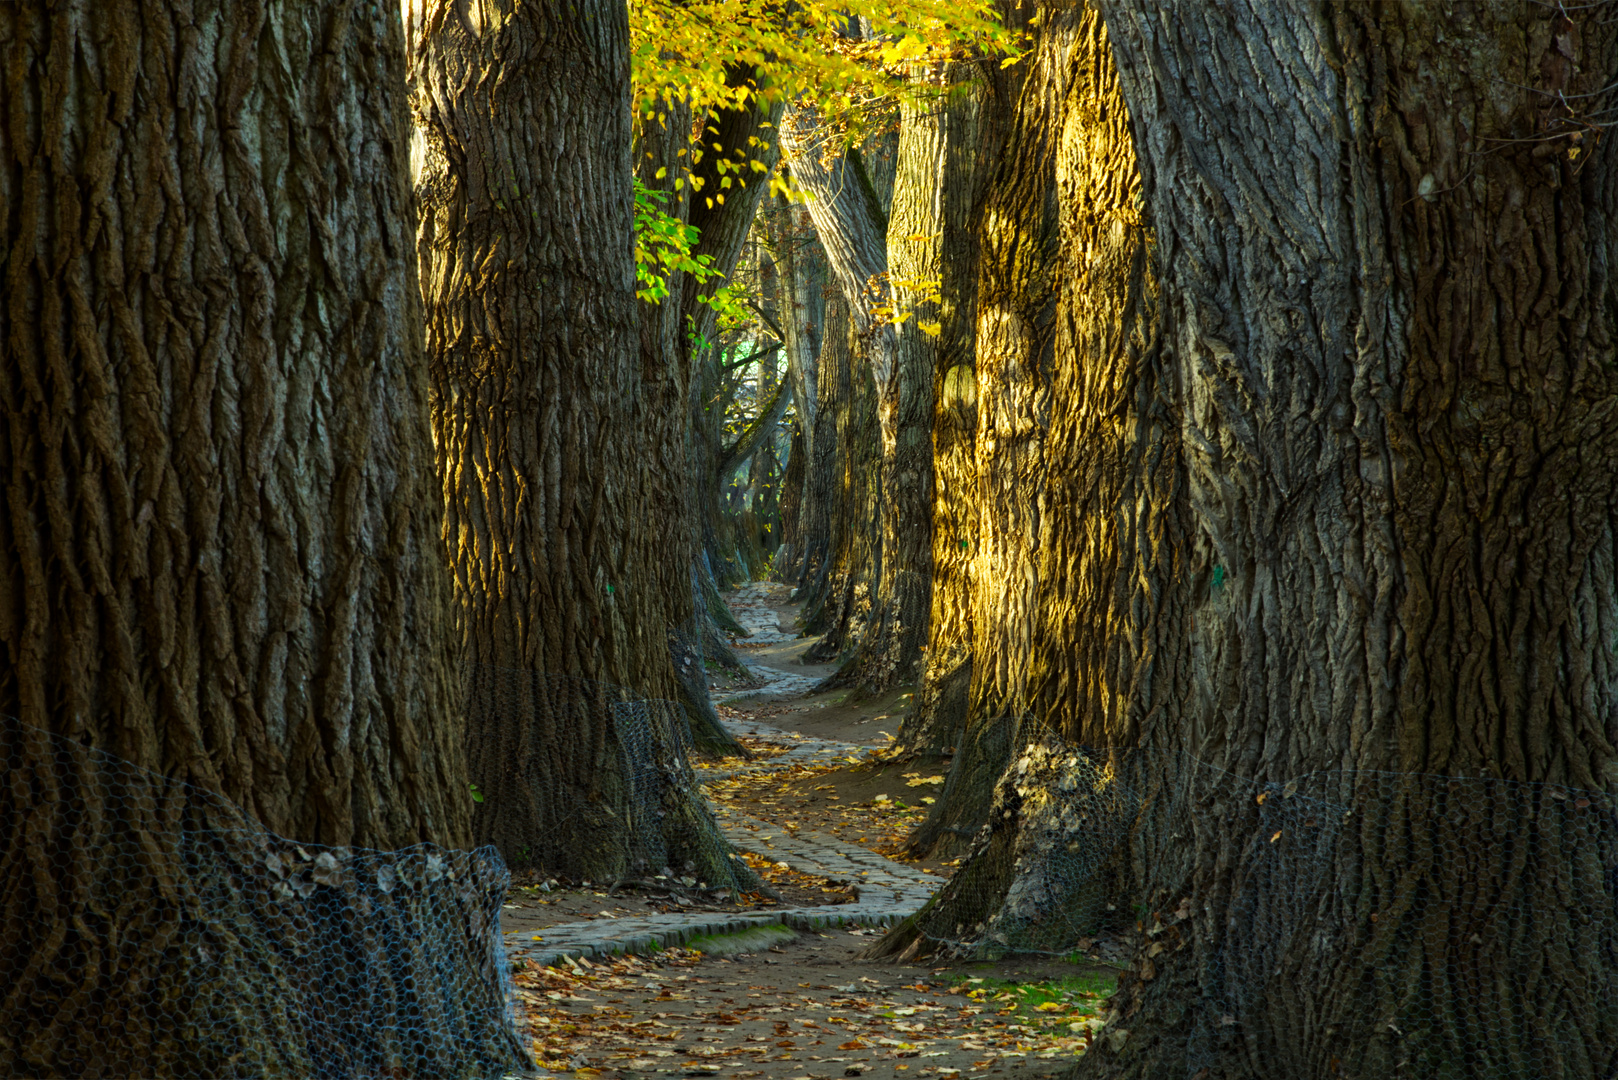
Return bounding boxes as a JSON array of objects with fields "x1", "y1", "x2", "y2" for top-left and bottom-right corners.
[{"x1": 510, "y1": 933, "x2": 1116, "y2": 1080}]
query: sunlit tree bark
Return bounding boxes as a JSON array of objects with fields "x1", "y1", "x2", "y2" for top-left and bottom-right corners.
[{"x1": 902, "y1": 2, "x2": 1089, "y2": 858}]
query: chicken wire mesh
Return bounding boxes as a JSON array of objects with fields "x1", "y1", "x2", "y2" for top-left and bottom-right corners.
[
  {"x1": 463, "y1": 664, "x2": 757, "y2": 893},
  {"x1": 0, "y1": 712, "x2": 531, "y2": 1080},
  {"x1": 905, "y1": 726, "x2": 1618, "y2": 1078}
]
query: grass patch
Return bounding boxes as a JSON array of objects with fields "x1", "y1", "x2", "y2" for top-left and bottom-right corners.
[
  {"x1": 684, "y1": 923, "x2": 797, "y2": 957},
  {"x1": 948, "y1": 970, "x2": 1117, "y2": 1033}
]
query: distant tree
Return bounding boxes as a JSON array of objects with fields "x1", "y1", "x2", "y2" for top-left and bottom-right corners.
[{"x1": 0, "y1": 0, "x2": 468, "y2": 1071}]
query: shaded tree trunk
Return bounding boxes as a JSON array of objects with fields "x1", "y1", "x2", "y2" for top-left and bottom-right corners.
[
  {"x1": 779, "y1": 421, "x2": 806, "y2": 573},
  {"x1": 0, "y1": 1, "x2": 492, "y2": 1073},
  {"x1": 801, "y1": 295, "x2": 884, "y2": 661},
  {"x1": 410, "y1": 0, "x2": 751, "y2": 887},
  {"x1": 1069, "y1": 4, "x2": 1618, "y2": 1076}
]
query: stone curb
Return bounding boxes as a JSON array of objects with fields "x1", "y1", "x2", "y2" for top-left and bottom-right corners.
[{"x1": 506, "y1": 903, "x2": 915, "y2": 968}]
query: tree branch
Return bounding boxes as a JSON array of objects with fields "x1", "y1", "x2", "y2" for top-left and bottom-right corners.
[{"x1": 718, "y1": 375, "x2": 793, "y2": 478}]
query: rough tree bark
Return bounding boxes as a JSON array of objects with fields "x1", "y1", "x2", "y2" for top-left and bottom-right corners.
[
  {"x1": 903, "y1": 2, "x2": 1084, "y2": 858},
  {"x1": 801, "y1": 294, "x2": 884, "y2": 660},
  {"x1": 409, "y1": 0, "x2": 751, "y2": 887},
  {"x1": 1066, "y1": 4, "x2": 1618, "y2": 1076},
  {"x1": 0, "y1": 0, "x2": 483, "y2": 1073},
  {"x1": 899, "y1": 26, "x2": 1038, "y2": 760},
  {"x1": 886, "y1": 2, "x2": 1618, "y2": 1076}
]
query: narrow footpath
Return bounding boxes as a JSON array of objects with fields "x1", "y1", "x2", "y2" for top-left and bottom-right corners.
[{"x1": 502, "y1": 583, "x2": 1116, "y2": 1080}]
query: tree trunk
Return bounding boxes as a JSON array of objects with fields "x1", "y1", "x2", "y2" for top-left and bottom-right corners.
[
  {"x1": 779, "y1": 421, "x2": 806, "y2": 574},
  {"x1": 885, "y1": 2, "x2": 1618, "y2": 1075},
  {"x1": 410, "y1": 0, "x2": 751, "y2": 889},
  {"x1": 903, "y1": 3, "x2": 1083, "y2": 858},
  {"x1": 900, "y1": 35, "x2": 1036, "y2": 759},
  {"x1": 0, "y1": 1, "x2": 511, "y2": 1074},
  {"x1": 1066, "y1": 4, "x2": 1618, "y2": 1075},
  {"x1": 774, "y1": 195, "x2": 831, "y2": 588},
  {"x1": 801, "y1": 295, "x2": 884, "y2": 662},
  {"x1": 634, "y1": 104, "x2": 749, "y2": 758},
  {"x1": 783, "y1": 108, "x2": 935, "y2": 685}
]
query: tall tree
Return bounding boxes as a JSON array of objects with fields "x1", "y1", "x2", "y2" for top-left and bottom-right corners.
[
  {"x1": 899, "y1": 21, "x2": 1037, "y2": 761},
  {"x1": 1072, "y1": 3, "x2": 1618, "y2": 1074},
  {"x1": 888, "y1": 2, "x2": 1618, "y2": 1076},
  {"x1": 409, "y1": 0, "x2": 749, "y2": 887},
  {"x1": 901, "y1": 0, "x2": 1088, "y2": 857},
  {"x1": 0, "y1": 0, "x2": 480, "y2": 1072}
]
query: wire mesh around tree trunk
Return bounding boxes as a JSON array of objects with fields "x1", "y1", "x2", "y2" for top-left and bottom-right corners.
[
  {"x1": 0, "y1": 713, "x2": 531, "y2": 1080},
  {"x1": 898, "y1": 725, "x2": 1618, "y2": 1079},
  {"x1": 463, "y1": 664, "x2": 756, "y2": 892}
]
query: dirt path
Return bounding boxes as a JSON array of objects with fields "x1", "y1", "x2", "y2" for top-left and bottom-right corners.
[
  {"x1": 506, "y1": 583, "x2": 1118, "y2": 1077},
  {"x1": 515, "y1": 932, "x2": 1112, "y2": 1080}
]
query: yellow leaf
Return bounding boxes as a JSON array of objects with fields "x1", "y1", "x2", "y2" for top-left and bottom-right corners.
[
  {"x1": 655, "y1": 166, "x2": 668, "y2": 180},
  {"x1": 918, "y1": 321, "x2": 942, "y2": 338}
]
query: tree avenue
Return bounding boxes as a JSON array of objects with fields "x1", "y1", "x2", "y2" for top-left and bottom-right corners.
[{"x1": 2, "y1": 0, "x2": 1615, "y2": 1077}]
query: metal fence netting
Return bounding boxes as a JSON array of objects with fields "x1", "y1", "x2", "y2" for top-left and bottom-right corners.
[
  {"x1": 903, "y1": 725, "x2": 1618, "y2": 1077},
  {"x1": 0, "y1": 713, "x2": 531, "y2": 1079}
]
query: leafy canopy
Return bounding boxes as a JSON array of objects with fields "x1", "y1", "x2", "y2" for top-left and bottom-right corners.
[
  {"x1": 631, "y1": 0, "x2": 1016, "y2": 123},
  {"x1": 629, "y1": 1, "x2": 1019, "y2": 314}
]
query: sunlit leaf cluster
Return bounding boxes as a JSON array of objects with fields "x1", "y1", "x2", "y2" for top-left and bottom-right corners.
[{"x1": 630, "y1": 0, "x2": 1018, "y2": 124}]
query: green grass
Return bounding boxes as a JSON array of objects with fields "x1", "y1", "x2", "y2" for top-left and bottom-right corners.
[{"x1": 948, "y1": 970, "x2": 1117, "y2": 1032}]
